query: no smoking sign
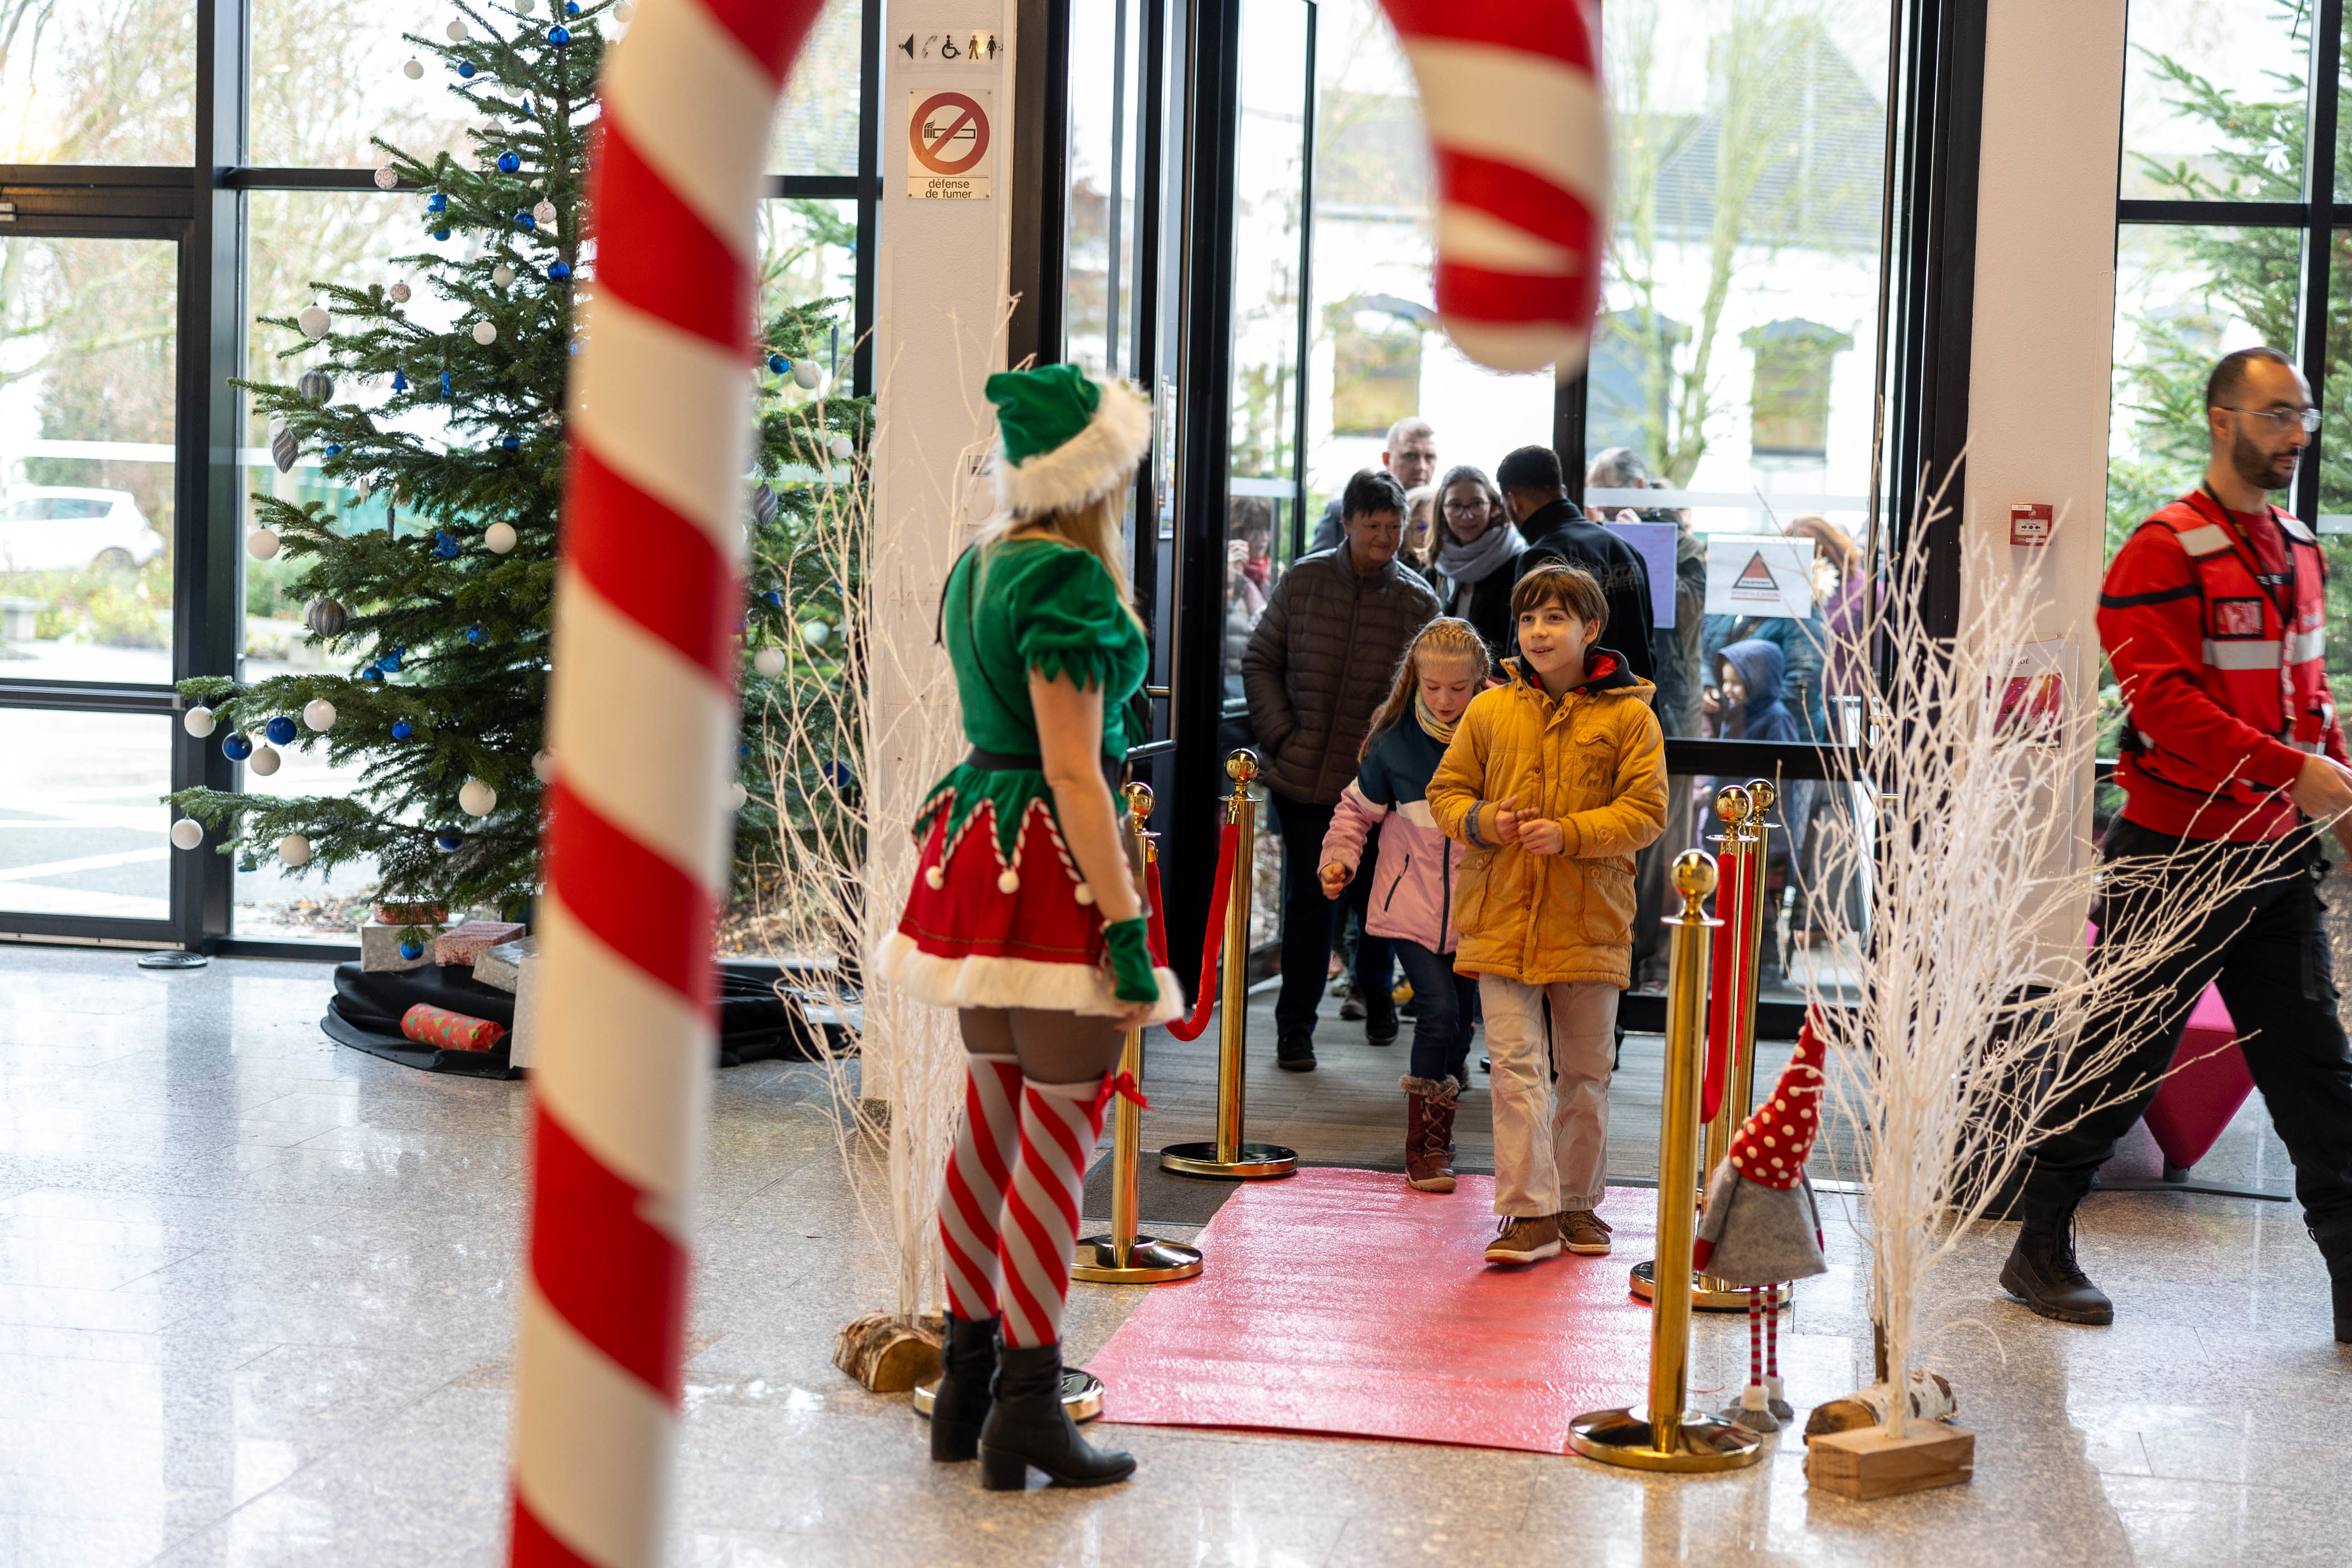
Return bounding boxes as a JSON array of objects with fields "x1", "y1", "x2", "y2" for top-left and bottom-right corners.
[{"x1": 907, "y1": 90, "x2": 992, "y2": 200}]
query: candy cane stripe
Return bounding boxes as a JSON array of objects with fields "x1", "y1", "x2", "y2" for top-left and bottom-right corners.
[
  {"x1": 589, "y1": 134, "x2": 756, "y2": 349},
  {"x1": 1436, "y1": 205, "x2": 1577, "y2": 275},
  {"x1": 543, "y1": 781, "x2": 719, "y2": 1005},
  {"x1": 1398, "y1": 43, "x2": 1604, "y2": 200},
  {"x1": 1379, "y1": 0, "x2": 1595, "y2": 68},
  {"x1": 528, "y1": 1110, "x2": 693, "y2": 1396},
  {"x1": 572, "y1": 291, "x2": 754, "y2": 545},
  {"x1": 1431, "y1": 148, "x2": 1594, "y2": 250},
  {"x1": 599, "y1": 0, "x2": 780, "y2": 255},
  {"x1": 514, "y1": 1283, "x2": 678, "y2": 1566},
  {"x1": 565, "y1": 452, "x2": 737, "y2": 679}
]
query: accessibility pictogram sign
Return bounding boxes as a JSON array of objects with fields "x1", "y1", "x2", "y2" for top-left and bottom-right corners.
[{"x1": 908, "y1": 90, "x2": 992, "y2": 199}]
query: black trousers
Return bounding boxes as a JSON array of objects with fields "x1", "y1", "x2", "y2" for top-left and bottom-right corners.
[
  {"x1": 1268, "y1": 790, "x2": 1390, "y2": 1038},
  {"x1": 2021, "y1": 819, "x2": 2352, "y2": 1232}
]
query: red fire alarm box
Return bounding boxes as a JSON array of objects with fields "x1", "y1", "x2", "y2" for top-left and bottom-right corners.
[{"x1": 2010, "y1": 503, "x2": 2052, "y2": 547}]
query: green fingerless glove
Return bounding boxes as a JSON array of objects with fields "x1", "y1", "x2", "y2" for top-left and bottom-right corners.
[{"x1": 1102, "y1": 916, "x2": 1160, "y2": 1004}]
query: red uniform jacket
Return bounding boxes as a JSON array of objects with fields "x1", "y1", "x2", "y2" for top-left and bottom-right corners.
[{"x1": 2098, "y1": 489, "x2": 2345, "y2": 842}]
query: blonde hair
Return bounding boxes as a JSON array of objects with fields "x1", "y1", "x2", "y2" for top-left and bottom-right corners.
[
  {"x1": 1402, "y1": 485, "x2": 1437, "y2": 567},
  {"x1": 1360, "y1": 617, "x2": 1489, "y2": 758},
  {"x1": 974, "y1": 489, "x2": 1146, "y2": 630}
]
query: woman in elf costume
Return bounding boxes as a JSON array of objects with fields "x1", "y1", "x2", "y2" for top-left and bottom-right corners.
[{"x1": 875, "y1": 363, "x2": 1179, "y2": 1492}]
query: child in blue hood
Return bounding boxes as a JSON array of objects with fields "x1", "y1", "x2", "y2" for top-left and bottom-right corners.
[{"x1": 1712, "y1": 637, "x2": 1815, "y2": 983}]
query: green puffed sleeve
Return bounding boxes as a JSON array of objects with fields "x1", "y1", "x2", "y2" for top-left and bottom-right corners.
[{"x1": 1011, "y1": 547, "x2": 1132, "y2": 692}]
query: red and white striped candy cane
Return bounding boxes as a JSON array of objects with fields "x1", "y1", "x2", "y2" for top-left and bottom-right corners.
[
  {"x1": 512, "y1": 0, "x2": 823, "y2": 1562},
  {"x1": 1380, "y1": 0, "x2": 1607, "y2": 375}
]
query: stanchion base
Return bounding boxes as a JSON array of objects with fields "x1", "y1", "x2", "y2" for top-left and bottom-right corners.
[
  {"x1": 914, "y1": 1368, "x2": 1102, "y2": 1423},
  {"x1": 1628, "y1": 1258, "x2": 1776, "y2": 1313},
  {"x1": 1070, "y1": 1235, "x2": 1205, "y2": 1284},
  {"x1": 1158, "y1": 1141, "x2": 1297, "y2": 1179},
  {"x1": 1566, "y1": 1407, "x2": 1764, "y2": 1472}
]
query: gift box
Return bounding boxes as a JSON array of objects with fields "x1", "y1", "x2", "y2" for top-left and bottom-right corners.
[
  {"x1": 400, "y1": 1003, "x2": 506, "y2": 1052},
  {"x1": 434, "y1": 919, "x2": 527, "y2": 969},
  {"x1": 471, "y1": 935, "x2": 536, "y2": 994},
  {"x1": 374, "y1": 902, "x2": 448, "y2": 926},
  {"x1": 509, "y1": 945, "x2": 544, "y2": 1070},
  {"x1": 361, "y1": 921, "x2": 441, "y2": 973}
]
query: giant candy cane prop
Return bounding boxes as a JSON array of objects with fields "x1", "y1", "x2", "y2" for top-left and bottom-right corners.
[{"x1": 513, "y1": 0, "x2": 1600, "y2": 1558}]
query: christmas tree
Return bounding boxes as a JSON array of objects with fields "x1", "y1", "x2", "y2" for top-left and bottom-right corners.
[{"x1": 170, "y1": 0, "x2": 867, "y2": 928}]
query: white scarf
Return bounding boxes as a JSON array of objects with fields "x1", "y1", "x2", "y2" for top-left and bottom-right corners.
[{"x1": 1436, "y1": 518, "x2": 1526, "y2": 587}]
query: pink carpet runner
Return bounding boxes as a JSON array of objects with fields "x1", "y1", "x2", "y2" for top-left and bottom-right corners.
[{"x1": 1090, "y1": 1168, "x2": 1662, "y2": 1454}]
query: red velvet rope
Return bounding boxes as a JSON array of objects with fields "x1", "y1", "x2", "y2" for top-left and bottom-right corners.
[
  {"x1": 1145, "y1": 821, "x2": 1241, "y2": 1043},
  {"x1": 1701, "y1": 841, "x2": 1751, "y2": 1124}
]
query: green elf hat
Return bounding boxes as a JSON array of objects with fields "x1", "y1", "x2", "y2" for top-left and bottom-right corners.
[{"x1": 986, "y1": 362, "x2": 1151, "y2": 517}]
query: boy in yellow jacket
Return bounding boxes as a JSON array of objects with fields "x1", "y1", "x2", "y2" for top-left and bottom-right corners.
[{"x1": 1428, "y1": 564, "x2": 1668, "y2": 1263}]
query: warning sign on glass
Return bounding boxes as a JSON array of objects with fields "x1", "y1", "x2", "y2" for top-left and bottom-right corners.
[
  {"x1": 908, "y1": 90, "x2": 992, "y2": 199},
  {"x1": 1702, "y1": 535, "x2": 1815, "y2": 620}
]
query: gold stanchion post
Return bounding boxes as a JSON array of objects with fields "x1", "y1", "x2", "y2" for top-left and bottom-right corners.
[
  {"x1": 1160, "y1": 750, "x2": 1298, "y2": 1180},
  {"x1": 1569, "y1": 852, "x2": 1762, "y2": 1472},
  {"x1": 1073, "y1": 784, "x2": 1206, "y2": 1283}
]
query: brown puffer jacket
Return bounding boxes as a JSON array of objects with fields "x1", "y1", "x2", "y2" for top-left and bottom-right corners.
[{"x1": 1241, "y1": 543, "x2": 1439, "y2": 804}]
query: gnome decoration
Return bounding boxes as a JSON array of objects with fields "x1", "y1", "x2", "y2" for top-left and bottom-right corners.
[{"x1": 1694, "y1": 1013, "x2": 1830, "y2": 1431}]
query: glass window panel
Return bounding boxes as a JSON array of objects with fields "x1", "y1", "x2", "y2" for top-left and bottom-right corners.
[
  {"x1": 2121, "y1": 0, "x2": 2307, "y2": 203},
  {"x1": 757, "y1": 198, "x2": 860, "y2": 386},
  {"x1": 1064, "y1": 0, "x2": 1144, "y2": 382},
  {"x1": 0, "y1": 708, "x2": 171, "y2": 922},
  {"x1": 1595, "y1": 0, "x2": 1885, "y2": 741},
  {"x1": 2318, "y1": 231, "x2": 2352, "y2": 702},
  {"x1": 248, "y1": 0, "x2": 479, "y2": 168},
  {"x1": 233, "y1": 735, "x2": 383, "y2": 941},
  {"x1": 0, "y1": 236, "x2": 178, "y2": 687},
  {"x1": 768, "y1": 0, "x2": 864, "y2": 176},
  {"x1": 0, "y1": 0, "x2": 193, "y2": 164}
]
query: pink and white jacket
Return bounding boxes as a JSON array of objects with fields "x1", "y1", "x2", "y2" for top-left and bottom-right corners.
[{"x1": 1319, "y1": 715, "x2": 1467, "y2": 954}]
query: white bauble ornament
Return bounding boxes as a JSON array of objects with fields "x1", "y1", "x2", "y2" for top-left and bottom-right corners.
[
  {"x1": 373, "y1": 164, "x2": 398, "y2": 191},
  {"x1": 533, "y1": 199, "x2": 558, "y2": 225},
  {"x1": 170, "y1": 819, "x2": 205, "y2": 851},
  {"x1": 446, "y1": 18, "x2": 469, "y2": 41},
  {"x1": 278, "y1": 834, "x2": 312, "y2": 867},
  {"x1": 183, "y1": 706, "x2": 215, "y2": 738},
  {"x1": 403, "y1": 58, "x2": 424, "y2": 79},
  {"x1": 459, "y1": 777, "x2": 498, "y2": 816},
  {"x1": 303, "y1": 699, "x2": 336, "y2": 732},
  {"x1": 532, "y1": 749, "x2": 555, "y2": 783},
  {"x1": 615, "y1": 1, "x2": 634, "y2": 19},
  {"x1": 472, "y1": 320, "x2": 497, "y2": 345},
  {"x1": 752, "y1": 646, "x2": 787, "y2": 679},
  {"x1": 298, "y1": 304, "x2": 330, "y2": 339},
  {"x1": 792, "y1": 360, "x2": 819, "y2": 389},
  {"x1": 484, "y1": 521, "x2": 518, "y2": 555},
  {"x1": 389, "y1": 280, "x2": 412, "y2": 304},
  {"x1": 246, "y1": 744, "x2": 281, "y2": 777},
  {"x1": 828, "y1": 435, "x2": 853, "y2": 460},
  {"x1": 246, "y1": 527, "x2": 281, "y2": 562},
  {"x1": 726, "y1": 781, "x2": 748, "y2": 811},
  {"x1": 802, "y1": 620, "x2": 830, "y2": 646},
  {"x1": 492, "y1": 263, "x2": 514, "y2": 287}
]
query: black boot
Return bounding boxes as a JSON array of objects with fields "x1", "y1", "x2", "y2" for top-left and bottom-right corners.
[
  {"x1": 2307, "y1": 1213, "x2": 2352, "y2": 1345},
  {"x1": 977, "y1": 1342, "x2": 1135, "y2": 1490},
  {"x1": 1276, "y1": 1029, "x2": 1317, "y2": 1072},
  {"x1": 2000, "y1": 1211, "x2": 2114, "y2": 1325},
  {"x1": 930, "y1": 1314, "x2": 999, "y2": 1462}
]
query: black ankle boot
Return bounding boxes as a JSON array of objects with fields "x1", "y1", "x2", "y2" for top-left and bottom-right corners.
[
  {"x1": 930, "y1": 1315, "x2": 999, "y2": 1462},
  {"x1": 977, "y1": 1342, "x2": 1135, "y2": 1490},
  {"x1": 2307, "y1": 1214, "x2": 2352, "y2": 1345},
  {"x1": 2000, "y1": 1213, "x2": 2114, "y2": 1325}
]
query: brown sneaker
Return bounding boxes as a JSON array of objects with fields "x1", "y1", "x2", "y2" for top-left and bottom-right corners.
[
  {"x1": 1484, "y1": 1214, "x2": 1561, "y2": 1264},
  {"x1": 1557, "y1": 1210, "x2": 1613, "y2": 1255}
]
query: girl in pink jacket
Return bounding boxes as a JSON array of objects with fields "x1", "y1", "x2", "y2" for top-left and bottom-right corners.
[{"x1": 1320, "y1": 617, "x2": 1487, "y2": 1192}]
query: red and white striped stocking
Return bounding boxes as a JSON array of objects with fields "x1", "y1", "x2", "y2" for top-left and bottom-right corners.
[
  {"x1": 1765, "y1": 1283, "x2": 1785, "y2": 1405},
  {"x1": 997, "y1": 1074, "x2": 1109, "y2": 1348},
  {"x1": 939, "y1": 1053, "x2": 1023, "y2": 1322}
]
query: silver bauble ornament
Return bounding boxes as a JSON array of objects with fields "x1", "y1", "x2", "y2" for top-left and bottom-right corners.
[
  {"x1": 373, "y1": 164, "x2": 398, "y2": 190},
  {"x1": 792, "y1": 360, "x2": 819, "y2": 389},
  {"x1": 304, "y1": 597, "x2": 348, "y2": 638},
  {"x1": 297, "y1": 370, "x2": 334, "y2": 404},
  {"x1": 472, "y1": 320, "x2": 497, "y2": 345},
  {"x1": 270, "y1": 423, "x2": 298, "y2": 474},
  {"x1": 246, "y1": 744, "x2": 281, "y2": 777},
  {"x1": 389, "y1": 280, "x2": 412, "y2": 304}
]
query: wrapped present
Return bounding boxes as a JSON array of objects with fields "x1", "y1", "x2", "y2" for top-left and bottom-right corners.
[
  {"x1": 361, "y1": 921, "x2": 441, "y2": 973},
  {"x1": 509, "y1": 944, "x2": 544, "y2": 1070},
  {"x1": 374, "y1": 901, "x2": 448, "y2": 926},
  {"x1": 400, "y1": 1003, "x2": 506, "y2": 1052},
  {"x1": 471, "y1": 935, "x2": 537, "y2": 994},
  {"x1": 434, "y1": 919, "x2": 527, "y2": 968}
]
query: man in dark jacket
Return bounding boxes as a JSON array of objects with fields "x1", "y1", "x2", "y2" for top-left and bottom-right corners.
[
  {"x1": 1309, "y1": 417, "x2": 1440, "y2": 552},
  {"x1": 1243, "y1": 469, "x2": 1440, "y2": 1070},
  {"x1": 1498, "y1": 445, "x2": 1655, "y2": 682}
]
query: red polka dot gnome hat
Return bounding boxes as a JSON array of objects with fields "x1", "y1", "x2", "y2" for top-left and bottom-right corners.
[{"x1": 1693, "y1": 1011, "x2": 1830, "y2": 1286}]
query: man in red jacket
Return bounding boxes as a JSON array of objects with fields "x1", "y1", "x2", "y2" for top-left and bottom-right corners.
[{"x1": 2001, "y1": 346, "x2": 2352, "y2": 1342}]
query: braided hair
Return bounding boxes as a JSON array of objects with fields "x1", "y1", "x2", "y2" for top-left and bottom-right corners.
[{"x1": 1360, "y1": 617, "x2": 1490, "y2": 759}]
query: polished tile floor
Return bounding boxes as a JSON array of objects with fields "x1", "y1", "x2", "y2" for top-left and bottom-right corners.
[{"x1": 1, "y1": 946, "x2": 2346, "y2": 1566}]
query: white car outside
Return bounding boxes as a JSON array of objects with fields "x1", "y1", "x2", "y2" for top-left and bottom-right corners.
[{"x1": 0, "y1": 486, "x2": 168, "y2": 574}]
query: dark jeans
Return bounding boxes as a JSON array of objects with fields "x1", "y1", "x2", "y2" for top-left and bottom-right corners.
[
  {"x1": 2021, "y1": 819, "x2": 2352, "y2": 1233},
  {"x1": 1268, "y1": 790, "x2": 1392, "y2": 1038},
  {"x1": 1393, "y1": 938, "x2": 1478, "y2": 1083},
  {"x1": 1341, "y1": 828, "x2": 1396, "y2": 1004}
]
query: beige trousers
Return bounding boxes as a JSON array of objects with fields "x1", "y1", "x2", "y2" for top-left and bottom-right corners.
[{"x1": 1480, "y1": 975, "x2": 1618, "y2": 1216}]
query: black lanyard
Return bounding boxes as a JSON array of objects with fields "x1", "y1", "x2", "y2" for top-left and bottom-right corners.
[{"x1": 2195, "y1": 485, "x2": 2297, "y2": 625}]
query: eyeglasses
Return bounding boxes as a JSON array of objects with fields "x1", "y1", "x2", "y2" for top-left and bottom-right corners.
[
  {"x1": 2219, "y1": 405, "x2": 2322, "y2": 432},
  {"x1": 1441, "y1": 498, "x2": 1491, "y2": 514}
]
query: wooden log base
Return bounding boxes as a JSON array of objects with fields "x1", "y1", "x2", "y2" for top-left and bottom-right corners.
[
  {"x1": 832, "y1": 1310, "x2": 945, "y2": 1392},
  {"x1": 1804, "y1": 1420, "x2": 1975, "y2": 1500}
]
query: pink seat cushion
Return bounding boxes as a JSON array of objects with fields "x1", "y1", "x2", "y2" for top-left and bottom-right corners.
[{"x1": 2084, "y1": 924, "x2": 2253, "y2": 1171}]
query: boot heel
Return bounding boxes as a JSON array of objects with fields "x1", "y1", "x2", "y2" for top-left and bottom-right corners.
[{"x1": 978, "y1": 1445, "x2": 1028, "y2": 1491}]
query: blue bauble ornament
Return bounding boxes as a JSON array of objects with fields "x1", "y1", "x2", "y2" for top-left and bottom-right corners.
[
  {"x1": 822, "y1": 759, "x2": 856, "y2": 791},
  {"x1": 548, "y1": 24, "x2": 572, "y2": 45},
  {"x1": 298, "y1": 369, "x2": 335, "y2": 404},
  {"x1": 392, "y1": 718, "x2": 413, "y2": 740},
  {"x1": 323, "y1": 443, "x2": 342, "y2": 458},
  {"x1": 428, "y1": 193, "x2": 447, "y2": 212},
  {"x1": 435, "y1": 830, "x2": 466, "y2": 853},
  {"x1": 222, "y1": 733, "x2": 253, "y2": 761},
  {"x1": 361, "y1": 663, "x2": 384, "y2": 682},
  {"x1": 432, "y1": 226, "x2": 451, "y2": 241},
  {"x1": 497, "y1": 152, "x2": 520, "y2": 173},
  {"x1": 434, "y1": 531, "x2": 459, "y2": 559},
  {"x1": 565, "y1": 1, "x2": 579, "y2": 12},
  {"x1": 400, "y1": 940, "x2": 423, "y2": 960},
  {"x1": 548, "y1": 261, "x2": 571, "y2": 281},
  {"x1": 763, "y1": 590, "x2": 784, "y2": 608},
  {"x1": 440, "y1": 371, "x2": 453, "y2": 397},
  {"x1": 391, "y1": 368, "x2": 409, "y2": 393},
  {"x1": 767, "y1": 354, "x2": 789, "y2": 374},
  {"x1": 458, "y1": 60, "x2": 477, "y2": 77},
  {"x1": 383, "y1": 645, "x2": 404, "y2": 671},
  {"x1": 304, "y1": 597, "x2": 348, "y2": 638},
  {"x1": 466, "y1": 624, "x2": 482, "y2": 643},
  {"x1": 264, "y1": 715, "x2": 297, "y2": 745},
  {"x1": 750, "y1": 482, "x2": 778, "y2": 528},
  {"x1": 514, "y1": 211, "x2": 536, "y2": 230},
  {"x1": 502, "y1": 434, "x2": 520, "y2": 451}
]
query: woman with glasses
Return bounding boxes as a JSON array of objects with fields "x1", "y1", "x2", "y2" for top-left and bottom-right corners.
[{"x1": 1431, "y1": 464, "x2": 1524, "y2": 667}]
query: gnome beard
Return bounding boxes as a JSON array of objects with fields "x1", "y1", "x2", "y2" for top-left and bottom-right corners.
[{"x1": 1693, "y1": 1013, "x2": 1831, "y2": 1432}]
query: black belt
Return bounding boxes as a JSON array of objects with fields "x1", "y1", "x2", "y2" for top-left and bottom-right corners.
[{"x1": 966, "y1": 746, "x2": 1120, "y2": 790}]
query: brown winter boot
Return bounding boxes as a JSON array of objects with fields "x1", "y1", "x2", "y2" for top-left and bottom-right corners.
[{"x1": 1402, "y1": 1076, "x2": 1458, "y2": 1193}]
